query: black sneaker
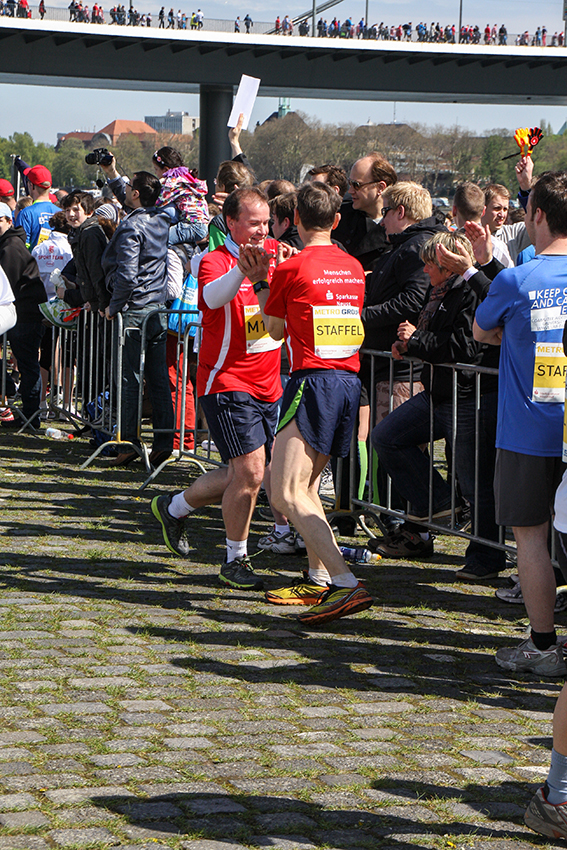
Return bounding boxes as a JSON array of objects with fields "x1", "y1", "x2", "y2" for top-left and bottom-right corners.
[
  {"x1": 219, "y1": 556, "x2": 264, "y2": 591},
  {"x1": 455, "y1": 562, "x2": 503, "y2": 580},
  {"x1": 151, "y1": 494, "x2": 190, "y2": 556},
  {"x1": 368, "y1": 529, "x2": 434, "y2": 559}
]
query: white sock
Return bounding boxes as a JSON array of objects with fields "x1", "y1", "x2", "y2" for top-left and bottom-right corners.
[
  {"x1": 275, "y1": 523, "x2": 290, "y2": 535},
  {"x1": 168, "y1": 492, "x2": 195, "y2": 519},
  {"x1": 308, "y1": 566, "x2": 332, "y2": 586},
  {"x1": 330, "y1": 571, "x2": 359, "y2": 588},
  {"x1": 226, "y1": 538, "x2": 247, "y2": 561},
  {"x1": 419, "y1": 532, "x2": 430, "y2": 541}
]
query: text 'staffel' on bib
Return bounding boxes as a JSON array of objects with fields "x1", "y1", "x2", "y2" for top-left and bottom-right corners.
[
  {"x1": 312, "y1": 305, "x2": 364, "y2": 359},
  {"x1": 533, "y1": 342, "x2": 567, "y2": 403},
  {"x1": 529, "y1": 287, "x2": 567, "y2": 332},
  {"x1": 243, "y1": 305, "x2": 282, "y2": 354}
]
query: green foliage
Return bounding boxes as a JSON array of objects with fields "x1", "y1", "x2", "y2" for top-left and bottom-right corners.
[{"x1": 51, "y1": 138, "x2": 91, "y2": 188}]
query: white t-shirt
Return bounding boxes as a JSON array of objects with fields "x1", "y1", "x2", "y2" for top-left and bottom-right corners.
[
  {"x1": 0, "y1": 264, "x2": 15, "y2": 306},
  {"x1": 32, "y1": 231, "x2": 73, "y2": 299}
]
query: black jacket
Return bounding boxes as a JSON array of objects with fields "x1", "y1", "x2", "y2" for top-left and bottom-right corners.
[
  {"x1": 67, "y1": 216, "x2": 109, "y2": 312},
  {"x1": 332, "y1": 200, "x2": 390, "y2": 271},
  {"x1": 406, "y1": 275, "x2": 483, "y2": 403},
  {"x1": 361, "y1": 216, "x2": 447, "y2": 382},
  {"x1": 0, "y1": 226, "x2": 46, "y2": 322}
]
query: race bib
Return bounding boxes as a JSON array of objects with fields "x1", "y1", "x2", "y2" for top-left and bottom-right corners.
[
  {"x1": 313, "y1": 305, "x2": 364, "y2": 359},
  {"x1": 532, "y1": 342, "x2": 567, "y2": 403},
  {"x1": 243, "y1": 305, "x2": 281, "y2": 354},
  {"x1": 36, "y1": 226, "x2": 51, "y2": 247}
]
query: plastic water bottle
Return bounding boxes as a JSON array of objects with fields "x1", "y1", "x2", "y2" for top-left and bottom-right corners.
[
  {"x1": 340, "y1": 546, "x2": 381, "y2": 564},
  {"x1": 45, "y1": 427, "x2": 64, "y2": 440},
  {"x1": 50, "y1": 269, "x2": 64, "y2": 288}
]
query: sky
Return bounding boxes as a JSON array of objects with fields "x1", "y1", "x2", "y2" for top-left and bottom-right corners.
[{"x1": 0, "y1": 0, "x2": 566, "y2": 144}]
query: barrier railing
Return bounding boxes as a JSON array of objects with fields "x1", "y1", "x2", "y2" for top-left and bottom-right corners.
[{"x1": 349, "y1": 347, "x2": 517, "y2": 560}]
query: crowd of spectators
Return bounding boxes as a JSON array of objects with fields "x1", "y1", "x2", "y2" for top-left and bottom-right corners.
[
  {"x1": 2, "y1": 0, "x2": 565, "y2": 46},
  {"x1": 5, "y1": 111, "x2": 567, "y2": 839}
]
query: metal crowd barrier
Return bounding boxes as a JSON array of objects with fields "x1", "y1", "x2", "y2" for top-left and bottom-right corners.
[
  {"x1": 0, "y1": 308, "x2": 226, "y2": 491},
  {"x1": 348, "y1": 347, "x2": 518, "y2": 560}
]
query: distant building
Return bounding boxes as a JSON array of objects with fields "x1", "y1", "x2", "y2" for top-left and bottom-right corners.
[
  {"x1": 145, "y1": 110, "x2": 199, "y2": 135},
  {"x1": 57, "y1": 119, "x2": 157, "y2": 149}
]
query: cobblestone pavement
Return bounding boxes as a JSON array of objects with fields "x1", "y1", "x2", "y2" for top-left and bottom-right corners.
[{"x1": 0, "y1": 432, "x2": 564, "y2": 850}]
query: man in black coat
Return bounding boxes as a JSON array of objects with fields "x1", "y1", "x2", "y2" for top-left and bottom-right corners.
[
  {"x1": 332, "y1": 152, "x2": 397, "y2": 272},
  {"x1": 0, "y1": 207, "x2": 47, "y2": 429}
]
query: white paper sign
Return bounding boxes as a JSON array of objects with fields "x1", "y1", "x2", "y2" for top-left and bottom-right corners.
[{"x1": 227, "y1": 74, "x2": 260, "y2": 130}]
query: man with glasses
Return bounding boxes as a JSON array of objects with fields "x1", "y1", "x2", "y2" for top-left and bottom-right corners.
[{"x1": 333, "y1": 152, "x2": 397, "y2": 272}]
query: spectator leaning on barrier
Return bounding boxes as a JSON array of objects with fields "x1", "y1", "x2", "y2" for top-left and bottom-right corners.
[
  {"x1": 60, "y1": 191, "x2": 110, "y2": 314},
  {"x1": 0, "y1": 202, "x2": 47, "y2": 429},
  {"x1": 101, "y1": 171, "x2": 174, "y2": 468},
  {"x1": 371, "y1": 231, "x2": 487, "y2": 558},
  {"x1": 151, "y1": 187, "x2": 284, "y2": 592},
  {"x1": 473, "y1": 170, "x2": 567, "y2": 678}
]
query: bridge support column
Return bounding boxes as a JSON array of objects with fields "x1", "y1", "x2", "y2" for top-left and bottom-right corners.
[{"x1": 199, "y1": 84, "x2": 233, "y2": 198}]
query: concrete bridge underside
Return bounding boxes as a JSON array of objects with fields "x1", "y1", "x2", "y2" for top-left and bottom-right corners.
[{"x1": 1, "y1": 18, "x2": 566, "y2": 188}]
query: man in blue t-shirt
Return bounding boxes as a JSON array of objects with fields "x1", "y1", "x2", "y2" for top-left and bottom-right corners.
[
  {"x1": 474, "y1": 171, "x2": 567, "y2": 678},
  {"x1": 15, "y1": 165, "x2": 59, "y2": 250}
]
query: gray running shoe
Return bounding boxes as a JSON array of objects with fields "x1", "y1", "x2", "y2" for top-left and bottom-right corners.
[
  {"x1": 496, "y1": 580, "x2": 567, "y2": 613},
  {"x1": 495, "y1": 636, "x2": 567, "y2": 676},
  {"x1": 257, "y1": 527, "x2": 297, "y2": 555},
  {"x1": 151, "y1": 494, "x2": 190, "y2": 556},
  {"x1": 219, "y1": 557, "x2": 264, "y2": 591},
  {"x1": 525, "y1": 785, "x2": 567, "y2": 839}
]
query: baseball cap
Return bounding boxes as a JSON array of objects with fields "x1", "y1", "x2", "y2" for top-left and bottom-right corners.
[
  {"x1": 0, "y1": 179, "x2": 14, "y2": 197},
  {"x1": 0, "y1": 202, "x2": 13, "y2": 219},
  {"x1": 23, "y1": 165, "x2": 52, "y2": 187}
]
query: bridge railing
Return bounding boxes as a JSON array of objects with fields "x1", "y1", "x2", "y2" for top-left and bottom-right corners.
[{"x1": 1, "y1": 9, "x2": 562, "y2": 47}]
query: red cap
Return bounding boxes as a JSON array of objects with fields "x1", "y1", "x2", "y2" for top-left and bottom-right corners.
[
  {"x1": 0, "y1": 179, "x2": 14, "y2": 197},
  {"x1": 23, "y1": 165, "x2": 52, "y2": 187}
]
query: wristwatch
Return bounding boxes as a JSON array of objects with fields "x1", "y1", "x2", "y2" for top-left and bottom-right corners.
[{"x1": 253, "y1": 280, "x2": 270, "y2": 294}]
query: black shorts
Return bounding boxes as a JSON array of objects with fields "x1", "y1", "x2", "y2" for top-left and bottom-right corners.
[
  {"x1": 277, "y1": 369, "x2": 361, "y2": 457},
  {"x1": 199, "y1": 391, "x2": 279, "y2": 464},
  {"x1": 494, "y1": 448, "x2": 566, "y2": 527}
]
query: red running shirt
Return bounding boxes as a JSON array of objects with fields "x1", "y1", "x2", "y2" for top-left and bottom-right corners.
[
  {"x1": 265, "y1": 244, "x2": 365, "y2": 373},
  {"x1": 197, "y1": 241, "x2": 283, "y2": 400}
]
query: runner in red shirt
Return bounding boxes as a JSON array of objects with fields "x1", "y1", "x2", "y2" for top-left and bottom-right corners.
[
  {"x1": 152, "y1": 188, "x2": 289, "y2": 591},
  {"x1": 252, "y1": 182, "x2": 374, "y2": 626}
]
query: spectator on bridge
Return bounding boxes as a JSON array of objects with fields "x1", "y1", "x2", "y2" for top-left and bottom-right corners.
[
  {"x1": 243, "y1": 13, "x2": 252, "y2": 32},
  {"x1": 38, "y1": 0, "x2": 45, "y2": 19},
  {"x1": 234, "y1": 15, "x2": 240, "y2": 31}
]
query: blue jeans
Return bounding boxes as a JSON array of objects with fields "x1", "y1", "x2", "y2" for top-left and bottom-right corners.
[
  {"x1": 118, "y1": 306, "x2": 174, "y2": 452},
  {"x1": 8, "y1": 320, "x2": 45, "y2": 427},
  {"x1": 372, "y1": 390, "x2": 504, "y2": 571}
]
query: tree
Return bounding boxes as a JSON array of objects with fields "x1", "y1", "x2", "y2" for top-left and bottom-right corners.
[{"x1": 51, "y1": 138, "x2": 90, "y2": 188}]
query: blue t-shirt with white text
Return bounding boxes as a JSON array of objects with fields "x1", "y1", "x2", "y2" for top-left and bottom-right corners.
[{"x1": 475, "y1": 255, "x2": 567, "y2": 456}]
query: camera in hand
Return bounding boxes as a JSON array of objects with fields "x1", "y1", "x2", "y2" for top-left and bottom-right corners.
[{"x1": 85, "y1": 148, "x2": 113, "y2": 166}]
